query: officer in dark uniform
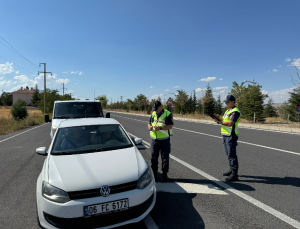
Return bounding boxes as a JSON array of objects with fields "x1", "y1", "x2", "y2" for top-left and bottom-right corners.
[
  {"x1": 214, "y1": 95, "x2": 241, "y2": 182},
  {"x1": 148, "y1": 101, "x2": 173, "y2": 182}
]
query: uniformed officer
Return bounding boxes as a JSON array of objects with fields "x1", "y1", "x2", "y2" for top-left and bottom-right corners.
[
  {"x1": 214, "y1": 95, "x2": 241, "y2": 182},
  {"x1": 148, "y1": 101, "x2": 173, "y2": 182}
]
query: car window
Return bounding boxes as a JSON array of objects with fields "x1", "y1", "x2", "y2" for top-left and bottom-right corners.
[
  {"x1": 51, "y1": 124, "x2": 133, "y2": 155},
  {"x1": 53, "y1": 102, "x2": 103, "y2": 118}
]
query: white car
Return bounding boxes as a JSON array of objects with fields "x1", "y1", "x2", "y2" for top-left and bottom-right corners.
[
  {"x1": 36, "y1": 118, "x2": 156, "y2": 229},
  {"x1": 50, "y1": 100, "x2": 107, "y2": 139}
]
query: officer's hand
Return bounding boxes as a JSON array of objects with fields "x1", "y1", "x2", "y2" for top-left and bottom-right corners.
[
  {"x1": 154, "y1": 126, "x2": 160, "y2": 131},
  {"x1": 148, "y1": 125, "x2": 153, "y2": 131}
]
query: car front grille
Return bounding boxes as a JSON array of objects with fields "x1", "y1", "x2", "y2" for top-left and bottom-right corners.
[
  {"x1": 67, "y1": 181, "x2": 138, "y2": 200},
  {"x1": 43, "y1": 193, "x2": 154, "y2": 229}
]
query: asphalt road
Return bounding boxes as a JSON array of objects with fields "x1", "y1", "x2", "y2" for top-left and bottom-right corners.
[{"x1": 0, "y1": 112, "x2": 299, "y2": 229}]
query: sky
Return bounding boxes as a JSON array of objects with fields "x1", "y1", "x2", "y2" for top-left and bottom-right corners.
[{"x1": 0, "y1": 0, "x2": 299, "y2": 104}]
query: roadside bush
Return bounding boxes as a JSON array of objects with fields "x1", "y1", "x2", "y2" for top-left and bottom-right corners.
[{"x1": 11, "y1": 99, "x2": 28, "y2": 120}]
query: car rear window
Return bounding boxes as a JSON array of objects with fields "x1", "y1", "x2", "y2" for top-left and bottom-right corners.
[{"x1": 54, "y1": 102, "x2": 103, "y2": 118}]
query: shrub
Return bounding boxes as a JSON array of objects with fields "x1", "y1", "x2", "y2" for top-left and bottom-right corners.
[{"x1": 11, "y1": 99, "x2": 28, "y2": 120}]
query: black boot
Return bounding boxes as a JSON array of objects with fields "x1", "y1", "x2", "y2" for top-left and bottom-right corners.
[
  {"x1": 151, "y1": 166, "x2": 158, "y2": 181},
  {"x1": 223, "y1": 168, "x2": 232, "y2": 176},
  {"x1": 225, "y1": 168, "x2": 239, "y2": 182},
  {"x1": 161, "y1": 172, "x2": 168, "y2": 182}
]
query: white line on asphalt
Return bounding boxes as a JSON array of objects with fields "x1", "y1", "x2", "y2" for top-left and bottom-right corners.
[
  {"x1": 111, "y1": 112, "x2": 300, "y2": 135},
  {"x1": 143, "y1": 215, "x2": 159, "y2": 229},
  {"x1": 0, "y1": 123, "x2": 48, "y2": 144},
  {"x1": 156, "y1": 182, "x2": 228, "y2": 195},
  {"x1": 129, "y1": 133, "x2": 300, "y2": 229},
  {"x1": 121, "y1": 115, "x2": 300, "y2": 156}
]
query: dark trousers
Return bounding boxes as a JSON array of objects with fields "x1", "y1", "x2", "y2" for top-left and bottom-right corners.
[
  {"x1": 150, "y1": 138, "x2": 171, "y2": 173},
  {"x1": 223, "y1": 135, "x2": 239, "y2": 169}
]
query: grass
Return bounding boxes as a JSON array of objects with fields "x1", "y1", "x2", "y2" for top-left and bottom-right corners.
[{"x1": 0, "y1": 106, "x2": 45, "y2": 135}]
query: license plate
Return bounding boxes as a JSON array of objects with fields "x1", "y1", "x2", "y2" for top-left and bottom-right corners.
[{"x1": 84, "y1": 198, "x2": 129, "y2": 217}]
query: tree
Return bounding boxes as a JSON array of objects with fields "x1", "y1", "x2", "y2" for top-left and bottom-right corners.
[
  {"x1": 215, "y1": 94, "x2": 222, "y2": 115},
  {"x1": 95, "y1": 95, "x2": 109, "y2": 109},
  {"x1": 175, "y1": 90, "x2": 188, "y2": 115},
  {"x1": 0, "y1": 92, "x2": 13, "y2": 106},
  {"x1": 38, "y1": 89, "x2": 61, "y2": 114},
  {"x1": 11, "y1": 99, "x2": 28, "y2": 120},
  {"x1": 282, "y1": 87, "x2": 300, "y2": 122},
  {"x1": 134, "y1": 94, "x2": 148, "y2": 111},
  {"x1": 203, "y1": 84, "x2": 215, "y2": 115},
  {"x1": 31, "y1": 84, "x2": 40, "y2": 107},
  {"x1": 242, "y1": 84, "x2": 268, "y2": 122},
  {"x1": 263, "y1": 98, "x2": 278, "y2": 117},
  {"x1": 230, "y1": 81, "x2": 248, "y2": 114}
]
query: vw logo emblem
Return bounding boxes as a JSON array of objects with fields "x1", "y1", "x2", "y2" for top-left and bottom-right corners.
[{"x1": 100, "y1": 185, "x2": 110, "y2": 197}]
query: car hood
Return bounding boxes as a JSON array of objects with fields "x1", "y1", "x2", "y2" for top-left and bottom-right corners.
[
  {"x1": 48, "y1": 147, "x2": 147, "y2": 192},
  {"x1": 52, "y1": 119, "x2": 65, "y2": 128}
]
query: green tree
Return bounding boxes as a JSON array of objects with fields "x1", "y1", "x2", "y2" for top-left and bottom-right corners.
[
  {"x1": 38, "y1": 89, "x2": 61, "y2": 114},
  {"x1": 1, "y1": 92, "x2": 13, "y2": 106},
  {"x1": 11, "y1": 99, "x2": 28, "y2": 120},
  {"x1": 203, "y1": 84, "x2": 215, "y2": 115},
  {"x1": 230, "y1": 81, "x2": 248, "y2": 114},
  {"x1": 134, "y1": 94, "x2": 148, "y2": 111},
  {"x1": 175, "y1": 90, "x2": 189, "y2": 115},
  {"x1": 95, "y1": 95, "x2": 109, "y2": 109},
  {"x1": 31, "y1": 84, "x2": 40, "y2": 107},
  {"x1": 283, "y1": 87, "x2": 300, "y2": 122},
  {"x1": 263, "y1": 98, "x2": 278, "y2": 117},
  {"x1": 215, "y1": 94, "x2": 223, "y2": 115},
  {"x1": 243, "y1": 84, "x2": 268, "y2": 122}
]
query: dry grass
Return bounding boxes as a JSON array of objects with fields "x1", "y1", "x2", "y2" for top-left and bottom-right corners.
[{"x1": 0, "y1": 106, "x2": 44, "y2": 135}]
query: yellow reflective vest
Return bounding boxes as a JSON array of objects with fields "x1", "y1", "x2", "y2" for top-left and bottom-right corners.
[
  {"x1": 221, "y1": 107, "x2": 241, "y2": 136},
  {"x1": 150, "y1": 110, "x2": 173, "y2": 140}
]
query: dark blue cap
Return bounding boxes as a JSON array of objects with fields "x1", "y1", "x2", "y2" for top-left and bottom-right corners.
[
  {"x1": 152, "y1": 101, "x2": 162, "y2": 111},
  {"x1": 224, "y1": 95, "x2": 235, "y2": 103}
]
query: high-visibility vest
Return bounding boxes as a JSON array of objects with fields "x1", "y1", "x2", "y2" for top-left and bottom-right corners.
[
  {"x1": 150, "y1": 110, "x2": 173, "y2": 140},
  {"x1": 221, "y1": 107, "x2": 241, "y2": 136}
]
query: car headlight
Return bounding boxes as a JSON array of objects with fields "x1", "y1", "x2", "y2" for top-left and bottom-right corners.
[
  {"x1": 136, "y1": 166, "x2": 153, "y2": 189},
  {"x1": 42, "y1": 181, "x2": 70, "y2": 203}
]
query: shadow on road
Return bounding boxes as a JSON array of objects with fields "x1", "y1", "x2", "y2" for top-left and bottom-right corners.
[
  {"x1": 151, "y1": 192, "x2": 205, "y2": 229},
  {"x1": 239, "y1": 175, "x2": 300, "y2": 187}
]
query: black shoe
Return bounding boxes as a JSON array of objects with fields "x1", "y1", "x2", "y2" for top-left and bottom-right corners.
[
  {"x1": 161, "y1": 172, "x2": 168, "y2": 182},
  {"x1": 223, "y1": 168, "x2": 232, "y2": 176},
  {"x1": 225, "y1": 169, "x2": 239, "y2": 182}
]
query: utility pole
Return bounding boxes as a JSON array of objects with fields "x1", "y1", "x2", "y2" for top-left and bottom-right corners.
[
  {"x1": 61, "y1": 83, "x2": 67, "y2": 96},
  {"x1": 38, "y1": 63, "x2": 52, "y2": 118},
  {"x1": 120, "y1": 96, "x2": 123, "y2": 103}
]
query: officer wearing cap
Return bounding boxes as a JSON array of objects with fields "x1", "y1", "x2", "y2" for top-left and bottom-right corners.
[
  {"x1": 213, "y1": 95, "x2": 241, "y2": 182},
  {"x1": 148, "y1": 101, "x2": 173, "y2": 182}
]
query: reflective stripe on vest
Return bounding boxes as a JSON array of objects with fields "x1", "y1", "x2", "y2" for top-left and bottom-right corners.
[
  {"x1": 150, "y1": 110, "x2": 173, "y2": 140},
  {"x1": 221, "y1": 107, "x2": 241, "y2": 136}
]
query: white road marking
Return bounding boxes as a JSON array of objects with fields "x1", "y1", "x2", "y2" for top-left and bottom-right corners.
[
  {"x1": 129, "y1": 133, "x2": 300, "y2": 229},
  {"x1": 143, "y1": 215, "x2": 159, "y2": 229},
  {"x1": 120, "y1": 115, "x2": 300, "y2": 156},
  {"x1": 111, "y1": 112, "x2": 300, "y2": 135},
  {"x1": 156, "y1": 182, "x2": 228, "y2": 195},
  {"x1": 0, "y1": 123, "x2": 48, "y2": 144}
]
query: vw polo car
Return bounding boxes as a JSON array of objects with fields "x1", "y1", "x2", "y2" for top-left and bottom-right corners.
[{"x1": 36, "y1": 118, "x2": 156, "y2": 229}]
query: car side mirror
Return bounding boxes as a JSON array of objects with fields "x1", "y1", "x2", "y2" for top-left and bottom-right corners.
[
  {"x1": 134, "y1": 138, "x2": 143, "y2": 145},
  {"x1": 36, "y1": 147, "x2": 47, "y2": 156},
  {"x1": 106, "y1": 113, "x2": 110, "y2": 118}
]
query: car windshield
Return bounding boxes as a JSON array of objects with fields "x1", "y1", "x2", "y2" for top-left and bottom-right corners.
[
  {"x1": 51, "y1": 124, "x2": 133, "y2": 155},
  {"x1": 54, "y1": 102, "x2": 103, "y2": 118}
]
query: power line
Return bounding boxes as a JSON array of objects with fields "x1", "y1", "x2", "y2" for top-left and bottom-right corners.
[
  {"x1": 0, "y1": 36, "x2": 40, "y2": 69},
  {"x1": 0, "y1": 56, "x2": 35, "y2": 74}
]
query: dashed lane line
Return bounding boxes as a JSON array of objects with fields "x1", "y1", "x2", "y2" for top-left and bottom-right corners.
[
  {"x1": 119, "y1": 114, "x2": 300, "y2": 156},
  {"x1": 0, "y1": 123, "x2": 48, "y2": 144},
  {"x1": 129, "y1": 132, "x2": 300, "y2": 229}
]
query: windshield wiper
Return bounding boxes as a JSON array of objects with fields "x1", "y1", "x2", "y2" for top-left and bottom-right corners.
[{"x1": 54, "y1": 116, "x2": 71, "y2": 119}]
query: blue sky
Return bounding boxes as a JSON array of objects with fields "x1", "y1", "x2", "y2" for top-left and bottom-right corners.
[{"x1": 0, "y1": 0, "x2": 299, "y2": 103}]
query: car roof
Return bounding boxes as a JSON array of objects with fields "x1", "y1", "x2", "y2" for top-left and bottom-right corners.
[
  {"x1": 58, "y1": 118, "x2": 120, "y2": 128},
  {"x1": 54, "y1": 100, "x2": 101, "y2": 103}
]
